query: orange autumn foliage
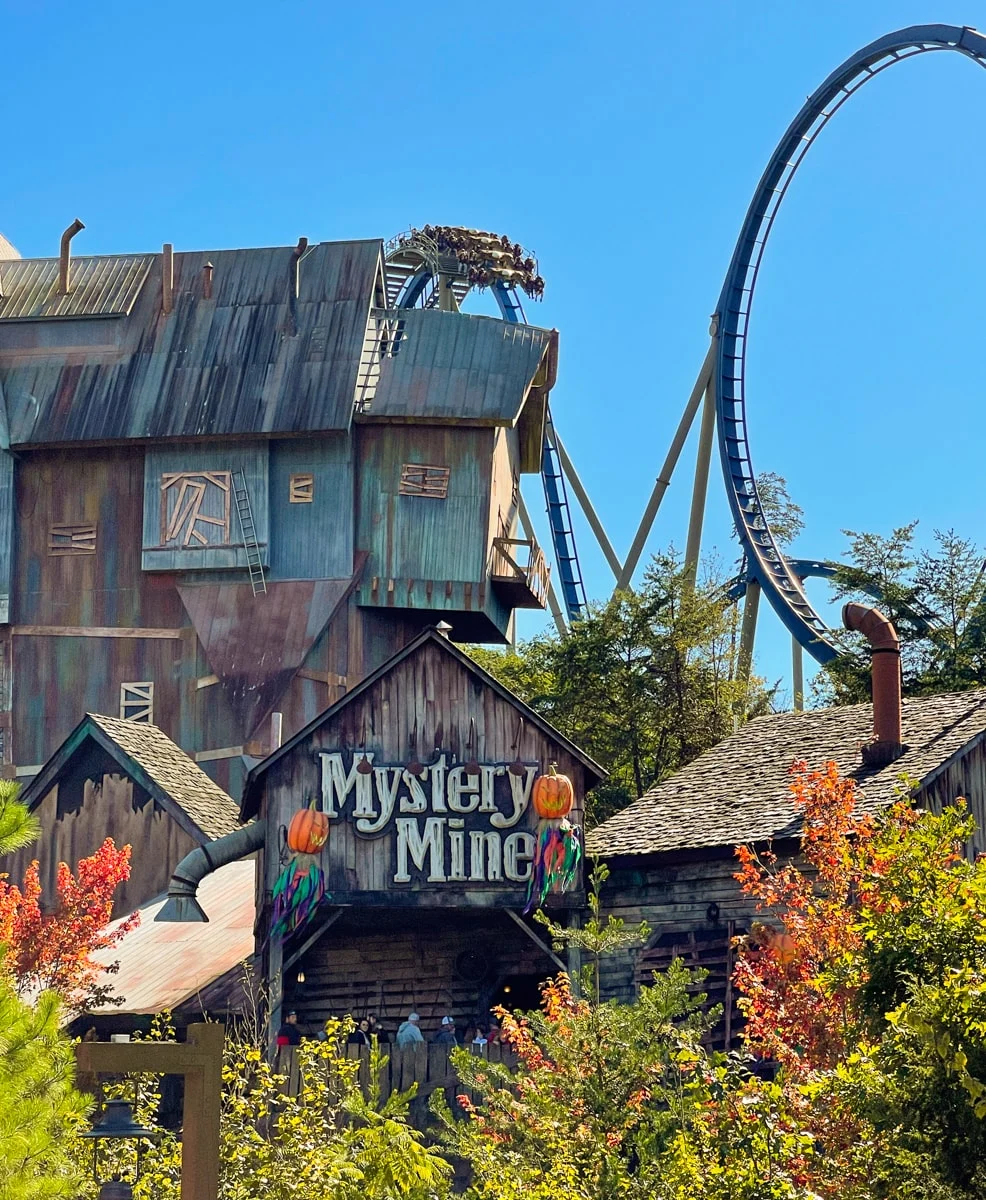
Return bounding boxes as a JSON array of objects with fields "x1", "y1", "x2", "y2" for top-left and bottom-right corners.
[{"x1": 0, "y1": 837, "x2": 138, "y2": 1011}]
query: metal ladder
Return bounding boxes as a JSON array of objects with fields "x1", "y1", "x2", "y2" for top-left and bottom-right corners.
[{"x1": 232, "y1": 470, "x2": 267, "y2": 596}]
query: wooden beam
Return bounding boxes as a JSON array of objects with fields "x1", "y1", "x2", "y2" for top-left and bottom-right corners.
[
  {"x1": 11, "y1": 624, "x2": 183, "y2": 639},
  {"x1": 78, "y1": 1023, "x2": 223, "y2": 1200},
  {"x1": 504, "y1": 908, "x2": 566, "y2": 972},
  {"x1": 284, "y1": 907, "x2": 343, "y2": 972},
  {"x1": 196, "y1": 674, "x2": 220, "y2": 689},
  {"x1": 13, "y1": 765, "x2": 42, "y2": 778},
  {"x1": 194, "y1": 745, "x2": 244, "y2": 763}
]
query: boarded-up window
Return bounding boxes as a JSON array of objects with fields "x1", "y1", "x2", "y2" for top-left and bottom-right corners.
[
  {"x1": 120, "y1": 682, "x2": 154, "y2": 723},
  {"x1": 49, "y1": 523, "x2": 97, "y2": 555},
  {"x1": 289, "y1": 474, "x2": 314, "y2": 503},
  {"x1": 398, "y1": 464, "x2": 450, "y2": 499},
  {"x1": 636, "y1": 923, "x2": 745, "y2": 1051},
  {"x1": 160, "y1": 472, "x2": 231, "y2": 547}
]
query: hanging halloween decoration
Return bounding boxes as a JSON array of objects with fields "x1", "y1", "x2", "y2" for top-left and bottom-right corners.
[
  {"x1": 287, "y1": 807, "x2": 329, "y2": 856},
  {"x1": 271, "y1": 801, "x2": 329, "y2": 941},
  {"x1": 525, "y1": 763, "x2": 582, "y2": 913}
]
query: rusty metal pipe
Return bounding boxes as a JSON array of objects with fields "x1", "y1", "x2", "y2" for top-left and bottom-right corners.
[
  {"x1": 290, "y1": 236, "x2": 308, "y2": 298},
  {"x1": 58, "y1": 218, "x2": 85, "y2": 295},
  {"x1": 202, "y1": 261, "x2": 214, "y2": 300},
  {"x1": 842, "y1": 601, "x2": 903, "y2": 763}
]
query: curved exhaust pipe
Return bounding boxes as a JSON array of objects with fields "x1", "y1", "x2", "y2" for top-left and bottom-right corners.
[
  {"x1": 58, "y1": 218, "x2": 85, "y2": 295},
  {"x1": 155, "y1": 820, "x2": 265, "y2": 923},
  {"x1": 842, "y1": 602, "x2": 903, "y2": 766}
]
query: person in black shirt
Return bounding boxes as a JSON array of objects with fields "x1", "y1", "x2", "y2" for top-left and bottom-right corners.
[{"x1": 276, "y1": 1010, "x2": 302, "y2": 1047}]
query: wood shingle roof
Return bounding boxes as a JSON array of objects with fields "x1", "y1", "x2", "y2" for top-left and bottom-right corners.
[{"x1": 588, "y1": 689, "x2": 986, "y2": 859}]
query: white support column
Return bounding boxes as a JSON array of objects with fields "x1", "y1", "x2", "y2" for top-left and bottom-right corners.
[
  {"x1": 684, "y1": 376, "x2": 716, "y2": 584},
  {"x1": 616, "y1": 338, "x2": 715, "y2": 592}
]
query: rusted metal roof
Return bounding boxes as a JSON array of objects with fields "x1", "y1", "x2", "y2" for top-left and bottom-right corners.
[
  {"x1": 0, "y1": 239, "x2": 383, "y2": 444},
  {"x1": 0, "y1": 255, "x2": 154, "y2": 320},
  {"x1": 90, "y1": 859, "x2": 255, "y2": 1014},
  {"x1": 361, "y1": 308, "x2": 553, "y2": 425}
]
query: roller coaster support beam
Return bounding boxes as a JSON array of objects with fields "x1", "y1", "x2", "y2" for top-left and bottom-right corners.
[
  {"x1": 792, "y1": 637, "x2": 805, "y2": 711},
  {"x1": 615, "y1": 337, "x2": 715, "y2": 592},
  {"x1": 518, "y1": 491, "x2": 567, "y2": 638},
  {"x1": 684, "y1": 373, "x2": 716, "y2": 583},
  {"x1": 737, "y1": 579, "x2": 760, "y2": 683},
  {"x1": 549, "y1": 419, "x2": 622, "y2": 580}
]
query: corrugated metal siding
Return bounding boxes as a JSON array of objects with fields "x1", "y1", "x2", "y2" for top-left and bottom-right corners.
[
  {"x1": 356, "y1": 425, "x2": 489, "y2": 584},
  {"x1": 0, "y1": 241, "x2": 382, "y2": 444},
  {"x1": 269, "y1": 437, "x2": 353, "y2": 580},
  {"x1": 0, "y1": 255, "x2": 154, "y2": 321},
  {"x1": 364, "y1": 309, "x2": 552, "y2": 424},
  {"x1": 141, "y1": 443, "x2": 269, "y2": 572}
]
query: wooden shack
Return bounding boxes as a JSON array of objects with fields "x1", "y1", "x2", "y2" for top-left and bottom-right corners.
[
  {"x1": 588, "y1": 687, "x2": 986, "y2": 1046},
  {"x1": 0, "y1": 239, "x2": 556, "y2": 800},
  {"x1": 7, "y1": 712, "x2": 240, "y2": 917},
  {"x1": 238, "y1": 626, "x2": 604, "y2": 1039}
]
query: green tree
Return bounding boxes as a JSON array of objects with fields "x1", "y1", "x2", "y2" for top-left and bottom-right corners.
[
  {"x1": 438, "y1": 865, "x2": 815, "y2": 1200},
  {"x1": 471, "y1": 549, "x2": 771, "y2": 822},
  {"x1": 0, "y1": 784, "x2": 88, "y2": 1200},
  {"x1": 74, "y1": 1014, "x2": 451, "y2": 1200},
  {"x1": 819, "y1": 524, "x2": 986, "y2": 704}
]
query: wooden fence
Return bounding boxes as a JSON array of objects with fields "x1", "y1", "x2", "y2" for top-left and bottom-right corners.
[{"x1": 280, "y1": 1041, "x2": 518, "y2": 1127}]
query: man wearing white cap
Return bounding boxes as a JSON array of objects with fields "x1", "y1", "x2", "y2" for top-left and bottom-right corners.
[
  {"x1": 433, "y1": 1015, "x2": 458, "y2": 1046},
  {"x1": 396, "y1": 1012, "x2": 424, "y2": 1046}
]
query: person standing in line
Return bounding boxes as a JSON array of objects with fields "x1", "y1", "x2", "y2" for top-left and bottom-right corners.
[
  {"x1": 433, "y1": 1015, "x2": 458, "y2": 1046},
  {"x1": 396, "y1": 1012, "x2": 424, "y2": 1046}
]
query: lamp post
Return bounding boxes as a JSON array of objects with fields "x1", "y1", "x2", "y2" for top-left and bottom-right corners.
[
  {"x1": 75, "y1": 1022, "x2": 223, "y2": 1200},
  {"x1": 80, "y1": 1097, "x2": 158, "y2": 1199}
]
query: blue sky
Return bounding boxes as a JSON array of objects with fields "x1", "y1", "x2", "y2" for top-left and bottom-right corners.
[{"x1": 3, "y1": 1, "x2": 985, "y2": 699}]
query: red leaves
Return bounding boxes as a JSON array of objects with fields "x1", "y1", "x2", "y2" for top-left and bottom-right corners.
[
  {"x1": 733, "y1": 761, "x2": 872, "y2": 1071},
  {"x1": 0, "y1": 838, "x2": 137, "y2": 1010}
]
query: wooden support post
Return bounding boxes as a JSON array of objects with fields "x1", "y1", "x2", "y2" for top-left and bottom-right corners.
[
  {"x1": 504, "y1": 908, "x2": 567, "y2": 972},
  {"x1": 792, "y1": 635, "x2": 805, "y2": 711},
  {"x1": 76, "y1": 1022, "x2": 224, "y2": 1200},
  {"x1": 181, "y1": 1023, "x2": 224, "y2": 1200},
  {"x1": 566, "y1": 910, "x2": 584, "y2": 998},
  {"x1": 684, "y1": 377, "x2": 716, "y2": 585},
  {"x1": 267, "y1": 933, "x2": 283, "y2": 1061}
]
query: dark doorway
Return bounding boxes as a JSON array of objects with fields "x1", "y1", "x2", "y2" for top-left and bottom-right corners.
[{"x1": 490, "y1": 973, "x2": 544, "y2": 1015}]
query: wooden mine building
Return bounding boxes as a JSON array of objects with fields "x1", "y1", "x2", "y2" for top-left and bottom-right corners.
[{"x1": 0, "y1": 231, "x2": 555, "y2": 801}]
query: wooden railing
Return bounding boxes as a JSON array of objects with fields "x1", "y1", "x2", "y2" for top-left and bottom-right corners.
[
  {"x1": 280, "y1": 1041, "x2": 518, "y2": 1127},
  {"x1": 491, "y1": 535, "x2": 550, "y2": 608}
]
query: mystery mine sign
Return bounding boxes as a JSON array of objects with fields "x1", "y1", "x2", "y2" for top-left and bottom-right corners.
[{"x1": 318, "y1": 751, "x2": 542, "y2": 887}]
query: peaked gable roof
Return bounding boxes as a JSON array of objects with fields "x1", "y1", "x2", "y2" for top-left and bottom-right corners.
[
  {"x1": 588, "y1": 688, "x2": 986, "y2": 860},
  {"x1": 20, "y1": 713, "x2": 240, "y2": 843},
  {"x1": 241, "y1": 627, "x2": 607, "y2": 820}
]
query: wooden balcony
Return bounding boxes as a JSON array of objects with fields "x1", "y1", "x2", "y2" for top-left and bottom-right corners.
[{"x1": 490, "y1": 535, "x2": 549, "y2": 609}]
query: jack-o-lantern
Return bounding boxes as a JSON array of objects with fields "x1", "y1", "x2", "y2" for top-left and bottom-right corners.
[
  {"x1": 525, "y1": 763, "x2": 581, "y2": 915},
  {"x1": 287, "y1": 807, "x2": 329, "y2": 855},
  {"x1": 532, "y1": 764, "x2": 574, "y2": 819}
]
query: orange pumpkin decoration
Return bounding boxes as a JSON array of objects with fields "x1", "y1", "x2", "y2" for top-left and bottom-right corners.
[
  {"x1": 532, "y1": 763, "x2": 574, "y2": 819},
  {"x1": 287, "y1": 807, "x2": 329, "y2": 855}
]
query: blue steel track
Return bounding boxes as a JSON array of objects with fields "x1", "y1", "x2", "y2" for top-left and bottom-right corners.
[{"x1": 717, "y1": 24, "x2": 986, "y2": 663}]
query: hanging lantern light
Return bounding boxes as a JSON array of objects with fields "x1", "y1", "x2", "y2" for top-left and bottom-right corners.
[{"x1": 80, "y1": 1098, "x2": 159, "y2": 1199}]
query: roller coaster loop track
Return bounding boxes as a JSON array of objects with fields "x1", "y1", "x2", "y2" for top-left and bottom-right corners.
[{"x1": 717, "y1": 24, "x2": 986, "y2": 664}]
